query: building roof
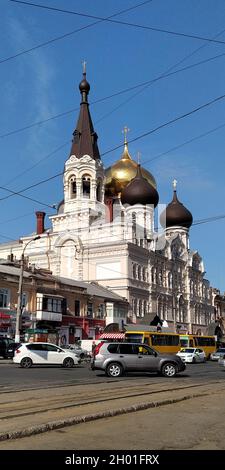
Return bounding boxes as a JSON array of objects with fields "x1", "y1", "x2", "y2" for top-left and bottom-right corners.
[
  {"x1": 0, "y1": 262, "x2": 127, "y2": 303},
  {"x1": 121, "y1": 164, "x2": 159, "y2": 207},
  {"x1": 69, "y1": 70, "x2": 100, "y2": 161},
  {"x1": 160, "y1": 187, "x2": 193, "y2": 229}
]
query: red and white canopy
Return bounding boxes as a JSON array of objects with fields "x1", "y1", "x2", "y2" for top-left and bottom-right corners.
[{"x1": 99, "y1": 332, "x2": 125, "y2": 340}]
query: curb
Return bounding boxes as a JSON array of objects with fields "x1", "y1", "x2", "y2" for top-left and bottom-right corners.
[{"x1": 0, "y1": 391, "x2": 208, "y2": 442}]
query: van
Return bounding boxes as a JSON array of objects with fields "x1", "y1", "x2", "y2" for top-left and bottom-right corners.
[{"x1": 0, "y1": 338, "x2": 19, "y2": 359}]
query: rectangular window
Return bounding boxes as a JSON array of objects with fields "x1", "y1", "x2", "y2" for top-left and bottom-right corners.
[
  {"x1": 119, "y1": 344, "x2": 135, "y2": 354},
  {"x1": 151, "y1": 334, "x2": 179, "y2": 346},
  {"x1": 194, "y1": 336, "x2": 216, "y2": 347},
  {"x1": 0, "y1": 289, "x2": 10, "y2": 308},
  {"x1": 125, "y1": 333, "x2": 143, "y2": 343},
  {"x1": 21, "y1": 293, "x2": 27, "y2": 309},
  {"x1": 87, "y1": 303, "x2": 93, "y2": 317},
  {"x1": 97, "y1": 304, "x2": 104, "y2": 318},
  {"x1": 75, "y1": 300, "x2": 80, "y2": 317}
]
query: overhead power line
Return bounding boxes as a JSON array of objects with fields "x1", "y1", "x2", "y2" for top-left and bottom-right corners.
[
  {"x1": 3, "y1": 1, "x2": 153, "y2": 64},
  {"x1": 0, "y1": 170, "x2": 62, "y2": 207},
  {"x1": 2, "y1": 49, "x2": 225, "y2": 141},
  {"x1": 10, "y1": 0, "x2": 225, "y2": 47},
  {"x1": 143, "y1": 121, "x2": 225, "y2": 166},
  {"x1": 0, "y1": 89, "x2": 225, "y2": 207},
  {"x1": 101, "y1": 91, "x2": 225, "y2": 157}
]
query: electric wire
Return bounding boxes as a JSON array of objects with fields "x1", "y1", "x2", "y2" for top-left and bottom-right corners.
[
  {"x1": 1, "y1": 89, "x2": 225, "y2": 206},
  {"x1": 10, "y1": 0, "x2": 225, "y2": 47},
  {"x1": 2, "y1": 1, "x2": 153, "y2": 65},
  {"x1": 2, "y1": 48, "x2": 225, "y2": 141}
]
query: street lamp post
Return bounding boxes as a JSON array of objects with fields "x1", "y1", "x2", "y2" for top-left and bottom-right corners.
[{"x1": 15, "y1": 236, "x2": 41, "y2": 342}]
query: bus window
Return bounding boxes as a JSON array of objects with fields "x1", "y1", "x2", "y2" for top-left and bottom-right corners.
[
  {"x1": 125, "y1": 333, "x2": 143, "y2": 343},
  {"x1": 151, "y1": 334, "x2": 179, "y2": 346},
  {"x1": 180, "y1": 336, "x2": 189, "y2": 348},
  {"x1": 193, "y1": 336, "x2": 216, "y2": 347}
]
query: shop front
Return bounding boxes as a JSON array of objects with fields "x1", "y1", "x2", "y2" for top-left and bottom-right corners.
[{"x1": 61, "y1": 315, "x2": 105, "y2": 343}]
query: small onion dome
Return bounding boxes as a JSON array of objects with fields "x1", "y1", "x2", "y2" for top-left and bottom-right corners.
[
  {"x1": 160, "y1": 189, "x2": 193, "y2": 229},
  {"x1": 121, "y1": 164, "x2": 159, "y2": 207},
  {"x1": 105, "y1": 142, "x2": 157, "y2": 197},
  {"x1": 57, "y1": 199, "x2": 64, "y2": 214},
  {"x1": 79, "y1": 73, "x2": 90, "y2": 95}
]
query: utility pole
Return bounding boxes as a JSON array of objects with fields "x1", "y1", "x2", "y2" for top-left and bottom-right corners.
[
  {"x1": 15, "y1": 254, "x2": 25, "y2": 342},
  {"x1": 15, "y1": 236, "x2": 41, "y2": 342}
]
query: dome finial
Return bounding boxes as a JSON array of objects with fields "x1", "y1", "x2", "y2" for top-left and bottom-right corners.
[
  {"x1": 79, "y1": 60, "x2": 90, "y2": 100},
  {"x1": 137, "y1": 151, "x2": 141, "y2": 164},
  {"x1": 173, "y1": 179, "x2": 177, "y2": 191},
  {"x1": 121, "y1": 126, "x2": 131, "y2": 161},
  {"x1": 122, "y1": 126, "x2": 130, "y2": 145}
]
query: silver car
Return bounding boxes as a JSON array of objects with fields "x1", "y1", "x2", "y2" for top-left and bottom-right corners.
[
  {"x1": 91, "y1": 342, "x2": 186, "y2": 378},
  {"x1": 210, "y1": 348, "x2": 225, "y2": 361}
]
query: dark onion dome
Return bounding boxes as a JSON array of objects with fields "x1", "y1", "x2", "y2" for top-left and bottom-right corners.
[
  {"x1": 79, "y1": 74, "x2": 90, "y2": 95},
  {"x1": 160, "y1": 187, "x2": 193, "y2": 229},
  {"x1": 121, "y1": 164, "x2": 159, "y2": 207},
  {"x1": 57, "y1": 199, "x2": 64, "y2": 214},
  {"x1": 105, "y1": 141, "x2": 157, "y2": 197}
]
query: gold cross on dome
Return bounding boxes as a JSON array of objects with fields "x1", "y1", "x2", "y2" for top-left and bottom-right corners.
[
  {"x1": 122, "y1": 126, "x2": 130, "y2": 144},
  {"x1": 82, "y1": 60, "x2": 87, "y2": 74},
  {"x1": 173, "y1": 179, "x2": 177, "y2": 190}
]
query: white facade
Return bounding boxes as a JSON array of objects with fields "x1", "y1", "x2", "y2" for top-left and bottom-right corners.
[{"x1": 0, "y1": 75, "x2": 215, "y2": 334}]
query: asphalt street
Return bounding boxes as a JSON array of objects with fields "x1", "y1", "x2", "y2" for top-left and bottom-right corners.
[
  {"x1": 0, "y1": 358, "x2": 224, "y2": 389},
  {"x1": 0, "y1": 359, "x2": 224, "y2": 452}
]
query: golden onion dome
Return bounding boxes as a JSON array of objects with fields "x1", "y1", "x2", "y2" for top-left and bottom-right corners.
[{"x1": 105, "y1": 141, "x2": 157, "y2": 197}]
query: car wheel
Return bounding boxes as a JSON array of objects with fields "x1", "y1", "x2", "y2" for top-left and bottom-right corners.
[
  {"x1": 20, "y1": 357, "x2": 33, "y2": 368},
  {"x1": 63, "y1": 357, "x2": 74, "y2": 368},
  {"x1": 106, "y1": 362, "x2": 123, "y2": 377},
  {"x1": 161, "y1": 362, "x2": 177, "y2": 377}
]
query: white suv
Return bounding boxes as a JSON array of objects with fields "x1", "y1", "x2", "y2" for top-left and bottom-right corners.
[{"x1": 13, "y1": 342, "x2": 80, "y2": 368}]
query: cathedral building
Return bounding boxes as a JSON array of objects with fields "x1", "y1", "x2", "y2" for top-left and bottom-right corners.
[{"x1": 0, "y1": 70, "x2": 215, "y2": 335}]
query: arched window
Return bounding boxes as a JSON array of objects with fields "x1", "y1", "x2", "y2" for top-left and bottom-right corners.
[
  {"x1": 138, "y1": 265, "x2": 141, "y2": 280},
  {"x1": 82, "y1": 174, "x2": 91, "y2": 198},
  {"x1": 136, "y1": 299, "x2": 139, "y2": 317},
  {"x1": 69, "y1": 176, "x2": 77, "y2": 199},
  {"x1": 133, "y1": 298, "x2": 137, "y2": 316},
  {"x1": 143, "y1": 300, "x2": 147, "y2": 316},
  {"x1": 143, "y1": 267, "x2": 146, "y2": 282},
  {"x1": 151, "y1": 267, "x2": 155, "y2": 284},
  {"x1": 168, "y1": 272, "x2": 173, "y2": 289},
  {"x1": 133, "y1": 264, "x2": 136, "y2": 279},
  {"x1": 96, "y1": 179, "x2": 102, "y2": 202},
  {"x1": 132, "y1": 212, "x2": 136, "y2": 239}
]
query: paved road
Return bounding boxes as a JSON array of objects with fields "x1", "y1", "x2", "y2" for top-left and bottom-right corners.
[
  {"x1": 0, "y1": 359, "x2": 224, "y2": 390},
  {"x1": 1, "y1": 387, "x2": 225, "y2": 450},
  {"x1": 0, "y1": 359, "x2": 224, "y2": 452}
]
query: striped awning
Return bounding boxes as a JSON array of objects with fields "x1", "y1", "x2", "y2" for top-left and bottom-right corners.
[{"x1": 99, "y1": 332, "x2": 125, "y2": 339}]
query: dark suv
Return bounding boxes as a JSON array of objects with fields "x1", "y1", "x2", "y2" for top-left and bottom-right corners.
[
  {"x1": 91, "y1": 342, "x2": 186, "y2": 378},
  {"x1": 0, "y1": 338, "x2": 20, "y2": 359}
]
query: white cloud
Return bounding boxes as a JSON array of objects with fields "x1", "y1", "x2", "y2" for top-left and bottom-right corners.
[
  {"x1": 6, "y1": 15, "x2": 57, "y2": 160},
  {"x1": 151, "y1": 152, "x2": 214, "y2": 191}
]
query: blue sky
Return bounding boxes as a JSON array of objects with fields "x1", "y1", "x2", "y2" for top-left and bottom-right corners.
[{"x1": 0, "y1": 0, "x2": 225, "y2": 291}]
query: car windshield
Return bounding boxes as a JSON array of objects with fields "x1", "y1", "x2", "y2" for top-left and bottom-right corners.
[
  {"x1": 180, "y1": 348, "x2": 195, "y2": 353},
  {"x1": 216, "y1": 349, "x2": 225, "y2": 353}
]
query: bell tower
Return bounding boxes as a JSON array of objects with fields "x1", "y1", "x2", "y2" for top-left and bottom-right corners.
[{"x1": 50, "y1": 65, "x2": 105, "y2": 233}]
